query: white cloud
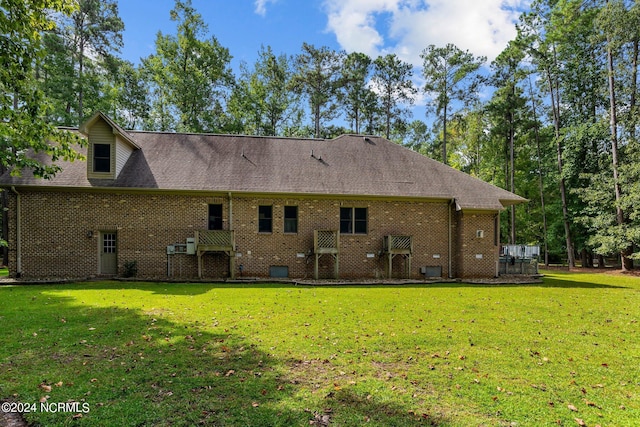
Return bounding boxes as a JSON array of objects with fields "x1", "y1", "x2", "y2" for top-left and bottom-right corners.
[
  {"x1": 254, "y1": 0, "x2": 278, "y2": 17},
  {"x1": 322, "y1": 0, "x2": 530, "y2": 66}
]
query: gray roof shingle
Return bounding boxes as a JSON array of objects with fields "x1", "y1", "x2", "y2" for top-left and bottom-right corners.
[{"x1": 0, "y1": 127, "x2": 526, "y2": 211}]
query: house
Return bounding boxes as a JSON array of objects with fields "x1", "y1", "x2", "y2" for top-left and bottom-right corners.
[{"x1": 0, "y1": 112, "x2": 526, "y2": 281}]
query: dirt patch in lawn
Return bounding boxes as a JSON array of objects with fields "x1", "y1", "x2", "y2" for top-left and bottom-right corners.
[{"x1": 0, "y1": 400, "x2": 28, "y2": 427}]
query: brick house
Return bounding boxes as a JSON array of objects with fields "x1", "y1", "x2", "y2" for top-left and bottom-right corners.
[{"x1": 0, "y1": 112, "x2": 525, "y2": 281}]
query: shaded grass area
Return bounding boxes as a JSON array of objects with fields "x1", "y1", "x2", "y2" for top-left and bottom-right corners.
[{"x1": 0, "y1": 271, "x2": 638, "y2": 426}]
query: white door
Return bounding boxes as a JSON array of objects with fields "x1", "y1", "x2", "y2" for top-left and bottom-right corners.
[{"x1": 100, "y1": 232, "x2": 117, "y2": 275}]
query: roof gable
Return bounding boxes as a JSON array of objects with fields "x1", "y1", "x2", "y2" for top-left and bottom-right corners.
[{"x1": 79, "y1": 111, "x2": 140, "y2": 150}]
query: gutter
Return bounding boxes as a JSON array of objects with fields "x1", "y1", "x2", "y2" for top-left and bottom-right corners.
[
  {"x1": 10, "y1": 186, "x2": 21, "y2": 278},
  {"x1": 448, "y1": 198, "x2": 454, "y2": 279},
  {"x1": 228, "y1": 192, "x2": 233, "y2": 231}
]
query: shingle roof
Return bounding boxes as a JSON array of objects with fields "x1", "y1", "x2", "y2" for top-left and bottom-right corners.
[{"x1": 0, "y1": 126, "x2": 526, "y2": 211}]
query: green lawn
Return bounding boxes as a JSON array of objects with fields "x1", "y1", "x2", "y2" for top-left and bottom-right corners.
[{"x1": 0, "y1": 271, "x2": 638, "y2": 426}]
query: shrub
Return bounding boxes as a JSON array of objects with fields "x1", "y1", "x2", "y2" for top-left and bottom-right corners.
[{"x1": 122, "y1": 260, "x2": 138, "y2": 278}]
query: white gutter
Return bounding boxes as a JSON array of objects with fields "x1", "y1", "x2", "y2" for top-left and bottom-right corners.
[{"x1": 10, "y1": 186, "x2": 21, "y2": 277}]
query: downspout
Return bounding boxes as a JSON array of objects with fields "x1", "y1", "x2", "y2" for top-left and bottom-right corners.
[
  {"x1": 10, "y1": 186, "x2": 21, "y2": 278},
  {"x1": 494, "y1": 213, "x2": 500, "y2": 278},
  {"x1": 228, "y1": 192, "x2": 236, "y2": 279},
  {"x1": 448, "y1": 198, "x2": 454, "y2": 279},
  {"x1": 228, "y1": 192, "x2": 233, "y2": 231}
]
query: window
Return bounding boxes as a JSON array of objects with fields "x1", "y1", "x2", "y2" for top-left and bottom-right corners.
[
  {"x1": 340, "y1": 207, "x2": 367, "y2": 234},
  {"x1": 284, "y1": 206, "x2": 298, "y2": 233},
  {"x1": 208, "y1": 204, "x2": 223, "y2": 230},
  {"x1": 258, "y1": 205, "x2": 272, "y2": 233},
  {"x1": 93, "y1": 143, "x2": 111, "y2": 173}
]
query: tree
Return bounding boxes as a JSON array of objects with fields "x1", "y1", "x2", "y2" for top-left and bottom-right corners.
[
  {"x1": 1, "y1": 0, "x2": 84, "y2": 178},
  {"x1": 45, "y1": 0, "x2": 125, "y2": 125},
  {"x1": 112, "y1": 59, "x2": 149, "y2": 129},
  {"x1": 371, "y1": 54, "x2": 417, "y2": 139},
  {"x1": 585, "y1": 0, "x2": 639, "y2": 269},
  {"x1": 421, "y1": 43, "x2": 485, "y2": 165},
  {"x1": 446, "y1": 109, "x2": 487, "y2": 177},
  {"x1": 338, "y1": 52, "x2": 374, "y2": 134},
  {"x1": 488, "y1": 41, "x2": 529, "y2": 244},
  {"x1": 527, "y1": 75, "x2": 550, "y2": 266},
  {"x1": 39, "y1": 30, "x2": 76, "y2": 125},
  {"x1": 401, "y1": 119, "x2": 431, "y2": 153},
  {"x1": 142, "y1": 0, "x2": 233, "y2": 132},
  {"x1": 228, "y1": 45, "x2": 301, "y2": 136},
  {"x1": 1, "y1": 0, "x2": 86, "y2": 256},
  {"x1": 291, "y1": 43, "x2": 344, "y2": 138},
  {"x1": 517, "y1": 1, "x2": 577, "y2": 267}
]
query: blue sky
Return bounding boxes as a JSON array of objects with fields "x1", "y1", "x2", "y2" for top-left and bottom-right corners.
[
  {"x1": 118, "y1": 0, "x2": 530, "y2": 68},
  {"x1": 117, "y1": 0, "x2": 531, "y2": 120}
]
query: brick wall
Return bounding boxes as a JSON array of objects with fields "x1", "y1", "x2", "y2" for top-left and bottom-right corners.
[
  {"x1": 455, "y1": 211, "x2": 499, "y2": 278},
  {"x1": 5, "y1": 189, "x2": 499, "y2": 280}
]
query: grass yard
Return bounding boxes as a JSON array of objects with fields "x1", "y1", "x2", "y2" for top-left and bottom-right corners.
[{"x1": 0, "y1": 271, "x2": 638, "y2": 426}]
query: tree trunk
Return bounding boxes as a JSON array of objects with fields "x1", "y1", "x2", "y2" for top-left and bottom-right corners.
[
  {"x1": 1, "y1": 189, "x2": 7, "y2": 267},
  {"x1": 546, "y1": 62, "x2": 575, "y2": 268},
  {"x1": 606, "y1": 36, "x2": 633, "y2": 271},
  {"x1": 631, "y1": 38, "x2": 638, "y2": 140},
  {"x1": 509, "y1": 84, "x2": 516, "y2": 245},
  {"x1": 580, "y1": 248, "x2": 588, "y2": 269},
  {"x1": 78, "y1": 40, "x2": 84, "y2": 125},
  {"x1": 314, "y1": 104, "x2": 320, "y2": 138},
  {"x1": 528, "y1": 76, "x2": 549, "y2": 266},
  {"x1": 442, "y1": 103, "x2": 448, "y2": 165}
]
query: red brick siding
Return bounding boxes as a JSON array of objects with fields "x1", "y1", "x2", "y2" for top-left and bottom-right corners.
[
  {"x1": 5, "y1": 190, "x2": 499, "y2": 280},
  {"x1": 455, "y1": 211, "x2": 499, "y2": 278}
]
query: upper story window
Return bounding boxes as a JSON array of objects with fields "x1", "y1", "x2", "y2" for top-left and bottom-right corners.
[
  {"x1": 208, "y1": 204, "x2": 223, "y2": 230},
  {"x1": 340, "y1": 207, "x2": 367, "y2": 234},
  {"x1": 258, "y1": 205, "x2": 272, "y2": 233},
  {"x1": 284, "y1": 206, "x2": 298, "y2": 233},
  {"x1": 93, "y1": 143, "x2": 111, "y2": 173}
]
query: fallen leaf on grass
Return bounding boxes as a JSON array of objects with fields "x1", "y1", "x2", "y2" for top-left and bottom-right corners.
[
  {"x1": 39, "y1": 383, "x2": 52, "y2": 392},
  {"x1": 73, "y1": 414, "x2": 83, "y2": 419},
  {"x1": 575, "y1": 418, "x2": 586, "y2": 426},
  {"x1": 568, "y1": 404, "x2": 578, "y2": 412}
]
